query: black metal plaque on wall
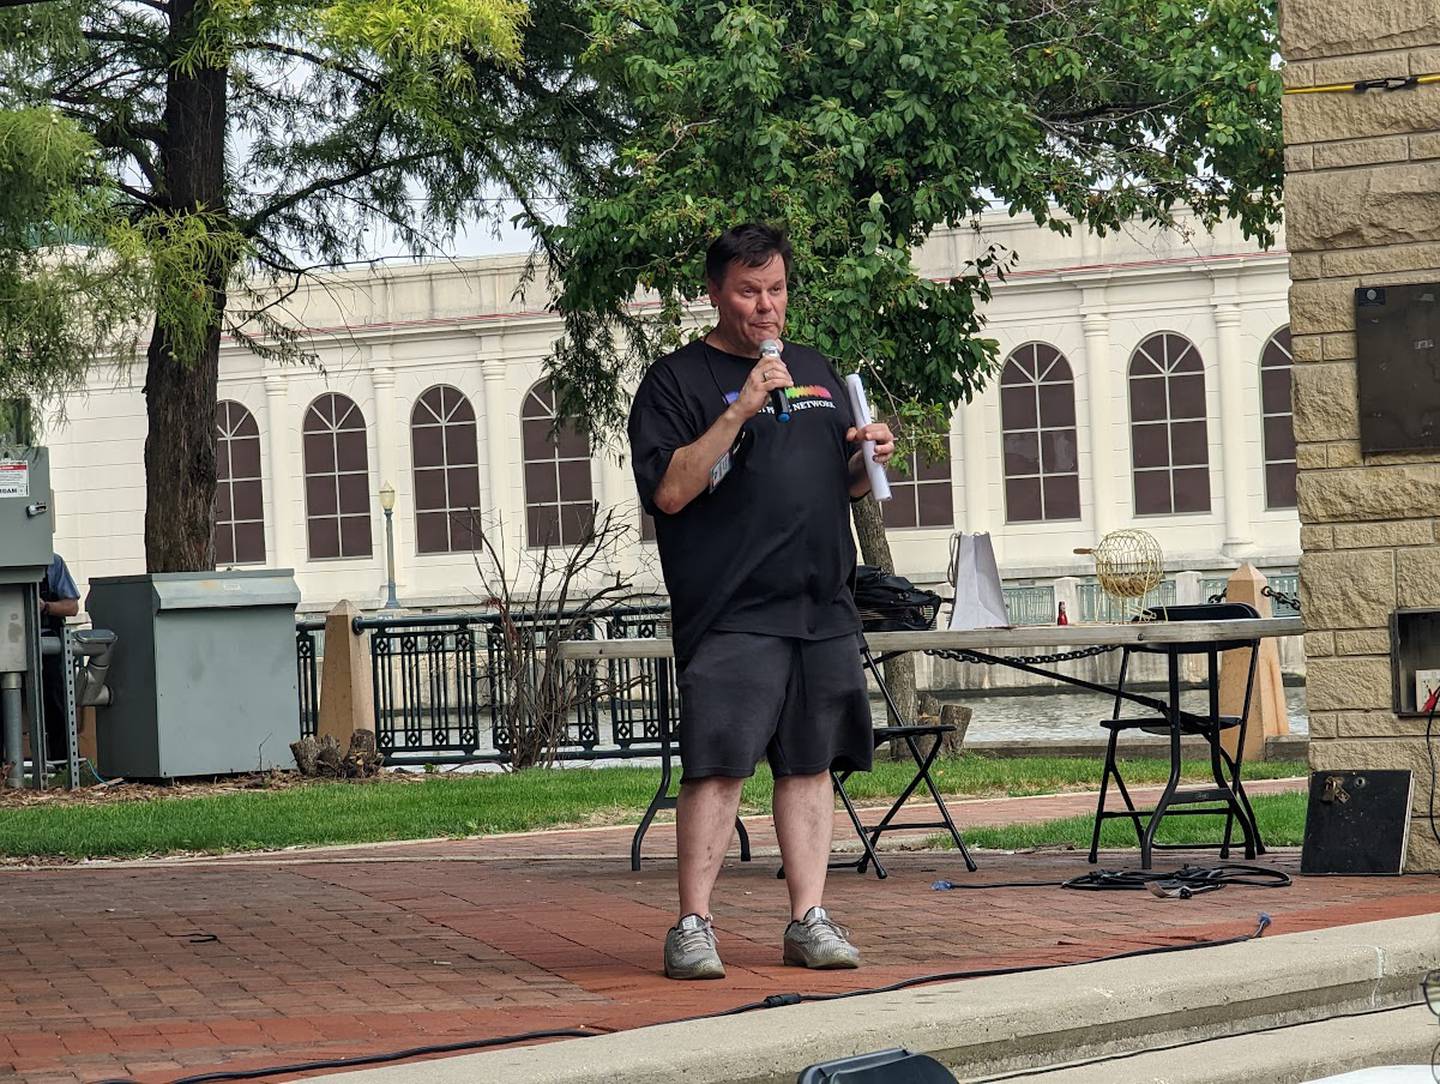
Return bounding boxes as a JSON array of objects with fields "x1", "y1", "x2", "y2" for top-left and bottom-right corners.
[{"x1": 1355, "y1": 283, "x2": 1440, "y2": 454}]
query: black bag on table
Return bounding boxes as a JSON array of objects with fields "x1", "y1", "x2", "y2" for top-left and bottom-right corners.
[{"x1": 852, "y1": 565, "x2": 942, "y2": 632}]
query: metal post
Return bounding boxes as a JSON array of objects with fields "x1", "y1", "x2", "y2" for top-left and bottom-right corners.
[
  {"x1": 1, "y1": 673, "x2": 21, "y2": 788},
  {"x1": 382, "y1": 506, "x2": 399, "y2": 610}
]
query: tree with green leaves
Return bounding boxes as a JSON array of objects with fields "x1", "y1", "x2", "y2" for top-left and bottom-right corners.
[
  {"x1": 0, "y1": 0, "x2": 619, "y2": 570},
  {"x1": 538, "y1": 0, "x2": 1281, "y2": 717}
]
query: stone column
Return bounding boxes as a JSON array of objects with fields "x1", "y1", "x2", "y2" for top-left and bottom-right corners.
[
  {"x1": 1080, "y1": 291, "x2": 1117, "y2": 535},
  {"x1": 1211, "y1": 291, "x2": 1255, "y2": 554},
  {"x1": 960, "y1": 395, "x2": 990, "y2": 533},
  {"x1": 315, "y1": 599, "x2": 375, "y2": 744},
  {"x1": 1282, "y1": 0, "x2": 1440, "y2": 870},
  {"x1": 479, "y1": 339, "x2": 521, "y2": 557},
  {"x1": 369, "y1": 363, "x2": 406, "y2": 591},
  {"x1": 263, "y1": 372, "x2": 297, "y2": 569}
]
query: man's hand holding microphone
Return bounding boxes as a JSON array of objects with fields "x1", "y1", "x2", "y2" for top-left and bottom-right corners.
[{"x1": 728, "y1": 339, "x2": 794, "y2": 422}]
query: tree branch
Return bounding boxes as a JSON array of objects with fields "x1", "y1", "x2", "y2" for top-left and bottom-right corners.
[
  {"x1": 240, "y1": 150, "x2": 439, "y2": 237},
  {"x1": 237, "y1": 40, "x2": 384, "y2": 93}
]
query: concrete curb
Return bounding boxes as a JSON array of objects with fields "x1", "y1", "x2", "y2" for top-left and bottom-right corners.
[{"x1": 321, "y1": 913, "x2": 1440, "y2": 1084}]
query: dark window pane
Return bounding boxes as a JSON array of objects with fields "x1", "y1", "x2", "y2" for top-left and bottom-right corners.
[
  {"x1": 1003, "y1": 432, "x2": 1040, "y2": 476},
  {"x1": 524, "y1": 461, "x2": 558, "y2": 504},
  {"x1": 1167, "y1": 374, "x2": 1206, "y2": 419},
  {"x1": 560, "y1": 502, "x2": 595, "y2": 544},
  {"x1": 416, "y1": 511, "x2": 450, "y2": 554},
  {"x1": 556, "y1": 459, "x2": 593, "y2": 502},
  {"x1": 412, "y1": 425, "x2": 444, "y2": 469},
  {"x1": 1005, "y1": 476, "x2": 1043, "y2": 522},
  {"x1": 1037, "y1": 383, "x2": 1075, "y2": 427},
  {"x1": 916, "y1": 482, "x2": 952, "y2": 527},
  {"x1": 308, "y1": 517, "x2": 339, "y2": 559},
  {"x1": 234, "y1": 521, "x2": 265, "y2": 563},
  {"x1": 555, "y1": 421, "x2": 589, "y2": 460},
  {"x1": 414, "y1": 389, "x2": 443, "y2": 425},
  {"x1": 883, "y1": 490, "x2": 917, "y2": 528},
  {"x1": 236, "y1": 412, "x2": 259, "y2": 438},
  {"x1": 303, "y1": 432, "x2": 335, "y2": 474},
  {"x1": 523, "y1": 382, "x2": 554, "y2": 419},
  {"x1": 1001, "y1": 358, "x2": 1031, "y2": 385},
  {"x1": 1264, "y1": 415, "x2": 1296, "y2": 462},
  {"x1": 1040, "y1": 352, "x2": 1073, "y2": 383},
  {"x1": 448, "y1": 391, "x2": 476, "y2": 423},
  {"x1": 414, "y1": 467, "x2": 447, "y2": 511},
  {"x1": 215, "y1": 481, "x2": 233, "y2": 522},
  {"x1": 231, "y1": 438, "x2": 261, "y2": 480},
  {"x1": 444, "y1": 422, "x2": 478, "y2": 466},
  {"x1": 1168, "y1": 337, "x2": 1202, "y2": 372},
  {"x1": 447, "y1": 466, "x2": 480, "y2": 509},
  {"x1": 214, "y1": 523, "x2": 234, "y2": 565},
  {"x1": 449, "y1": 511, "x2": 478, "y2": 551},
  {"x1": 1040, "y1": 429, "x2": 1078, "y2": 473},
  {"x1": 1261, "y1": 367, "x2": 1292, "y2": 415},
  {"x1": 527, "y1": 504, "x2": 560, "y2": 547},
  {"x1": 336, "y1": 430, "x2": 368, "y2": 473},
  {"x1": 1000, "y1": 386, "x2": 1037, "y2": 429},
  {"x1": 306, "y1": 395, "x2": 335, "y2": 429},
  {"x1": 334, "y1": 397, "x2": 364, "y2": 430},
  {"x1": 1172, "y1": 467, "x2": 1211, "y2": 513},
  {"x1": 306, "y1": 475, "x2": 338, "y2": 516},
  {"x1": 1170, "y1": 420, "x2": 1209, "y2": 466},
  {"x1": 233, "y1": 480, "x2": 263, "y2": 521},
  {"x1": 1134, "y1": 470, "x2": 1172, "y2": 515},
  {"x1": 337, "y1": 472, "x2": 369, "y2": 516},
  {"x1": 1043, "y1": 474, "x2": 1081, "y2": 520},
  {"x1": 339, "y1": 514, "x2": 372, "y2": 557},
  {"x1": 916, "y1": 449, "x2": 951, "y2": 482},
  {"x1": 522, "y1": 418, "x2": 554, "y2": 462},
  {"x1": 1130, "y1": 376, "x2": 1168, "y2": 422},
  {"x1": 1266, "y1": 461, "x2": 1298, "y2": 509},
  {"x1": 216, "y1": 443, "x2": 232, "y2": 481},
  {"x1": 1131, "y1": 424, "x2": 1170, "y2": 469}
]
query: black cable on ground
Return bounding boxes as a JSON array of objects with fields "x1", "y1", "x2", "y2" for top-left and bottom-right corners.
[
  {"x1": 98, "y1": 914, "x2": 1273, "y2": 1084},
  {"x1": 932, "y1": 862, "x2": 1292, "y2": 896},
  {"x1": 1425, "y1": 687, "x2": 1440, "y2": 850}
]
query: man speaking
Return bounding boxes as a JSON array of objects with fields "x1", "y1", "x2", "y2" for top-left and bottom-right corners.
[{"x1": 628, "y1": 224, "x2": 895, "y2": 980}]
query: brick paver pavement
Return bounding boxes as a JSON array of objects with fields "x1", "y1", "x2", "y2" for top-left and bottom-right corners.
[{"x1": 2, "y1": 780, "x2": 1436, "y2": 1083}]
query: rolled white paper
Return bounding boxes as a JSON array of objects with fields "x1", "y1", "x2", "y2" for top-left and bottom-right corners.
[{"x1": 844, "y1": 373, "x2": 892, "y2": 502}]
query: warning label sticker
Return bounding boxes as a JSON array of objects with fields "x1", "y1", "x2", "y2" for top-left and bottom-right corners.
[{"x1": 0, "y1": 460, "x2": 30, "y2": 498}]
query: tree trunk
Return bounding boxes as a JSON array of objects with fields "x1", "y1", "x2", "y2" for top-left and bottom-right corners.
[
  {"x1": 143, "y1": 0, "x2": 229, "y2": 573},
  {"x1": 850, "y1": 497, "x2": 917, "y2": 743}
]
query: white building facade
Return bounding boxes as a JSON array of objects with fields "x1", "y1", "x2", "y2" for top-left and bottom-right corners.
[{"x1": 46, "y1": 211, "x2": 1298, "y2": 616}]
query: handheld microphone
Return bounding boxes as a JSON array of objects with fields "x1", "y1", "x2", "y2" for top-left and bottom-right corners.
[{"x1": 760, "y1": 339, "x2": 790, "y2": 422}]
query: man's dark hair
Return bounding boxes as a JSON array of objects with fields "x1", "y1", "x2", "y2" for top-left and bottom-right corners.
[{"x1": 705, "y1": 223, "x2": 792, "y2": 287}]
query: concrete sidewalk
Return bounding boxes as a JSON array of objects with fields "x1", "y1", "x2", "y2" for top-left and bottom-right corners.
[{"x1": 1, "y1": 780, "x2": 1436, "y2": 1083}]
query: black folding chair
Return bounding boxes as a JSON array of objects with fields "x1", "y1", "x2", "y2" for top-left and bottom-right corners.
[
  {"x1": 780, "y1": 645, "x2": 976, "y2": 881},
  {"x1": 1089, "y1": 602, "x2": 1264, "y2": 870}
]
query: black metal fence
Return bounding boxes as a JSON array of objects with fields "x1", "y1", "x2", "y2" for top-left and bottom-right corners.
[{"x1": 296, "y1": 606, "x2": 673, "y2": 765}]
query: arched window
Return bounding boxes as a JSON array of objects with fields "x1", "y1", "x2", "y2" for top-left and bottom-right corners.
[
  {"x1": 882, "y1": 416, "x2": 954, "y2": 529},
  {"x1": 999, "y1": 343, "x2": 1081, "y2": 522},
  {"x1": 1260, "y1": 327, "x2": 1296, "y2": 509},
  {"x1": 411, "y1": 385, "x2": 480, "y2": 553},
  {"x1": 1128, "y1": 332, "x2": 1211, "y2": 515},
  {"x1": 302, "y1": 393, "x2": 372, "y2": 559},
  {"x1": 214, "y1": 400, "x2": 266, "y2": 564},
  {"x1": 521, "y1": 380, "x2": 594, "y2": 547}
]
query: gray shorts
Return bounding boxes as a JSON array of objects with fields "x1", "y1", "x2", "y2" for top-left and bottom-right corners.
[{"x1": 677, "y1": 631, "x2": 873, "y2": 782}]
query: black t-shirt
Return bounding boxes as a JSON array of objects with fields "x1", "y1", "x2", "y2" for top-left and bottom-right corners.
[{"x1": 628, "y1": 338, "x2": 861, "y2": 663}]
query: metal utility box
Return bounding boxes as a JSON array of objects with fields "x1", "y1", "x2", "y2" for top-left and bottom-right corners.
[
  {"x1": 0, "y1": 446, "x2": 53, "y2": 584},
  {"x1": 1355, "y1": 283, "x2": 1440, "y2": 454},
  {"x1": 86, "y1": 570, "x2": 301, "y2": 779}
]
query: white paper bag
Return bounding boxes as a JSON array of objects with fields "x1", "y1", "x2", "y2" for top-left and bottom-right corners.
[{"x1": 947, "y1": 532, "x2": 1009, "y2": 630}]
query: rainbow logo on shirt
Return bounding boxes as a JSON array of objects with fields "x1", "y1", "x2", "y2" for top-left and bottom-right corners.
[{"x1": 724, "y1": 384, "x2": 835, "y2": 411}]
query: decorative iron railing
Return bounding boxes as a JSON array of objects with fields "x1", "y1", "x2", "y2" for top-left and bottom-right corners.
[
  {"x1": 1002, "y1": 584, "x2": 1056, "y2": 626},
  {"x1": 295, "y1": 619, "x2": 324, "y2": 738}
]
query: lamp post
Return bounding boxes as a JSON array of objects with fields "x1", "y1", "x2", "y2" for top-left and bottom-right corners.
[{"x1": 378, "y1": 480, "x2": 399, "y2": 610}]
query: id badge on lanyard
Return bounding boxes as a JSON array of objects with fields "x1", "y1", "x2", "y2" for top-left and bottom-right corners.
[{"x1": 707, "y1": 427, "x2": 752, "y2": 494}]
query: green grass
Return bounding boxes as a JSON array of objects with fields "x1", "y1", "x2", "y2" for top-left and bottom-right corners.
[
  {"x1": 0, "y1": 755, "x2": 1308, "y2": 861},
  {"x1": 942, "y1": 791, "x2": 1309, "y2": 852}
]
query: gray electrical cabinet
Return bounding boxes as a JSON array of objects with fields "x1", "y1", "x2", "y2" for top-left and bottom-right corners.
[{"x1": 86, "y1": 570, "x2": 301, "y2": 779}]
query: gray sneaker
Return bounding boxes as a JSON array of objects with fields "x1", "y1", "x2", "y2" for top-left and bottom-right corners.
[
  {"x1": 664, "y1": 913, "x2": 725, "y2": 980},
  {"x1": 783, "y1": 906, "x2": 861, "y2": 969}
]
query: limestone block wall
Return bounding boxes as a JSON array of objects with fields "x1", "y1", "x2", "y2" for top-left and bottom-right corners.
[{"x1": 1280, "y1": 0, "x2": 1440, "y2": 870}]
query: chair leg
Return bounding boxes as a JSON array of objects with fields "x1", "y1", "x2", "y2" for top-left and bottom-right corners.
[
  {"x1": 1090, "y1": 727, "x2": 1120, "y2": 864},
  {"x1": 834, "y1": 770, "x2": 887, "y2": 879},
  {"x1": 902, "y1": 732, "x2": 976, "y2": 872},
  {"x1": 1142, "y1": 653, "x2": 1185, "y2": 871}
]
